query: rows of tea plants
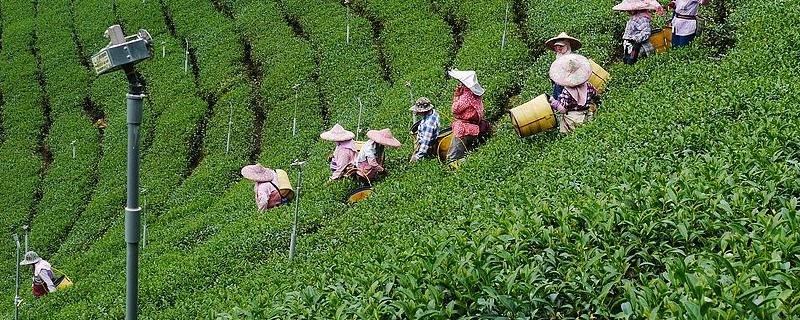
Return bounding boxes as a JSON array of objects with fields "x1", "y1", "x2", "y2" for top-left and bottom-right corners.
[
  {"x1": 24, "y1": 0, "x2": 103, "y2": 262},
  {"x1": 0, "y1": 0, "x2": 45, "y2": 300},
  {"x1": 2, "y1": 0, "x2": 798, "y2": 318},
  {"x1": 215, "y1": 0, "x2": 800, "y2": 317}
]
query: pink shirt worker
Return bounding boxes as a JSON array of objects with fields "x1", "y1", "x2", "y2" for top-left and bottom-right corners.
[
  {"x1": 241, "y1": 164, "x2": 283, "y2": 211},
  {"x1": 320, "y1": 124, "x2": 358, "y2": 181}
]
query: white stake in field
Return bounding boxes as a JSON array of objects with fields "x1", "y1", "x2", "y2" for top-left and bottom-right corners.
[
  {"x1": 226, "y1": 101, "x2": 234, "y2": 155},
  {"x1": 502, "y1": 0, "x2": 510, "y2": 50},
  {"x1": 356, "y1": 96, "x2": 364, "y2": 141},
  {"x1": 292, "y1": 83, "x2": 301, "y2": 136}
]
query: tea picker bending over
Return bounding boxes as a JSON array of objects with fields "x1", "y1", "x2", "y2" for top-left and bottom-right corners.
[
  {"x1": 668, "y1": 0, "x2": 709, "y2": 47},
  {"x1": 241, "y1": 164, "x2": 283, "y2": 211},
  {"x1": 545, "y1": 33, "x2": 582, "y2": 98},
  {"x1": 446, "y1": 69, "x2": 487, "y2": 163},
  {"x1": 321, "y1": 124, "x2": 358, "y2": 181},
  {"x1": 20, "y1": 251, "x2": 60, "y2": 298},
  {"x1": 355, "y1": 129, "x2": 401, "y2": 181},
  {"x1": 549, "y1": 54, "x2": 599, "y2": 134},
  {"x1": 614, "y1": 0, "x2": 664, "y2": 65},
  {"x1": 409, "y1": 97, "x2": 440, "y2": 162}
]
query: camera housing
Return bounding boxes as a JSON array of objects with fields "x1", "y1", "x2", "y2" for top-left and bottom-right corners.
[{"x1": 91, "y1": 25, "x2": 153, "y2": 75}]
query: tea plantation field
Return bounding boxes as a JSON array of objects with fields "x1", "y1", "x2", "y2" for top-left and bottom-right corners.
[{"x1": 1, "y1": 0, "x2": 798, "y2": 318}]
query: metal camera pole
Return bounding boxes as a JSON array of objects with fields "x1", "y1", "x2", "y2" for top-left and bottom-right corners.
[
  {"x1": 288, "y1": 160, "x2": 307, "y2": 261},
  {"x1": 292, "y1": 83, "x2": 300, "y2": 136},
  {"x1": 356, "y1": 96, "x2": 364, "y2": 141},
  {"x1": 91, "y1": 25, "x2": 153, "y2": 320},
  {"x1": 12, "y1": 232, "x2": 21, "y2": 320}
]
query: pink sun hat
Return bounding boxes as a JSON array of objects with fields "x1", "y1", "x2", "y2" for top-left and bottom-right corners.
[
  {"x1": 549, "y1": 54, "x2": 592, "y2": 87},
  {"x1": 320, "y1": 124, "x2": 355, "y2": 142},
  {"x1": 367, "y1": 128, "x2": 402, "y2": 148},
  {"x1": 241, "y1": 164, "x2": 276, "y2": 182},
  {"x1": 612, "y1": 0, "x2": 663, "y2": 11}
]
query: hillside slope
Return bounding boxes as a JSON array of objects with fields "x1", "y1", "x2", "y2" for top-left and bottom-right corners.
[{"x1": 1, "y1": 0, "x2": 798, "y2": 318}]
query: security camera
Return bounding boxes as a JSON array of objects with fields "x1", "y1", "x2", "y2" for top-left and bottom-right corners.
[{"x1": 92, "y1": 25, "x2": 153, "y2": 76}]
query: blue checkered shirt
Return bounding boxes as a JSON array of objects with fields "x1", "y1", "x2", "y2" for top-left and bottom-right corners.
[{"x1": 413, "y1": 110, "x2": 440, "y2": 160}]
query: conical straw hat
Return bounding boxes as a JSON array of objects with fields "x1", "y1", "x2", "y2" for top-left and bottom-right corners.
[
  {"x1": 20, "y1": 251, "x2": 42, "y2": 265},
  {"x1": 447, "y1": 69, "x2": 485, "y2": 96},
  {"x1": 320, "y1": 124, "x2": 355, "y2": 142},
  {"x1": 613, "y1": 0, "x2": 662, "y2": 11},
  {"x1": 545, "y1": 32, "x2": 582, "y2": 51},
  {"x1": 240, "y1": 164, "x2": 276, "y2": 182},
  {"x1": 367, "y1": 128, "x2": 401, "y2": 148},
  {"x1": 549, "y1": 54, "x2": 592, "y2": 87}
]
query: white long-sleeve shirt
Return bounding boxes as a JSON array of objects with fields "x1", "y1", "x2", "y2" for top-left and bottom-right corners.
[
  {"x1": 33, "y1": 260, "x2": 56, "y2": 292},
  {"x1": 672, "y1": 0, "x2": 705, "y2": 36}
]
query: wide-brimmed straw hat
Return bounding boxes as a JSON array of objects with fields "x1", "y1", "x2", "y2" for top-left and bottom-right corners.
[
  {"x1": 367, "y1": 129, "x2": 402, "y2": 148},
  {"x1": 545, "y1": 32, "x2": 582, "y2": 51},
  {"x1": 20, "y1": 251, "x2": 42, "y2": 266},
  {"x1": 612, "y1": 0, "x2": 662, "y2": 11},
  {"x1": 409, "y1": 97, "x2": 434, "y2": 113},
  {"x1": 320, "y1": 124, "x2": 355, "y2": 142},
  {"x1": 240, "y1": 164, "x2": 276, "y2": 182},
  {"x1": 549, "y1": 54, "x2": 592, "y2": 87},
  {"x1": 448, "y1": 69, "x2": 485, "y2": 96}
]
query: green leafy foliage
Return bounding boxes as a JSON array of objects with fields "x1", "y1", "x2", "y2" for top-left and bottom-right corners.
[{"x1": 1, "y1": 0, "x2": 799, "y2": 318}]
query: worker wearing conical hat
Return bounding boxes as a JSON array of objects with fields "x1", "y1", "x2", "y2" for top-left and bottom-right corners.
[
  {"x1": 321, "y1": 124, "x2": 357, "y2": 181},
  {"x1": 241, "y1": 164, "x2": 283, "y2": 211},
  {"x1": 614, "y1": 0, "x2": 664, "y2": 64},
  {"x1": 409, "y1": 97, "x2": 440, "y2": 162},
  {"x1": 355, "y1": 129, "x2": 401, "y2": 181},
  {"x1": 545, "y1": 33, "x2": 582, "y2": 98},
  {"x1": 446, "y1": 69, "x2": 485, "y2": 163},
  {"x1": 668, "y1": 0, "x2": 709, "y2": 47},
  {"x1": 19, "y1": 251, "x2": 57, "y2": 297},
  {"x1": 549, "y1": 54, "x2": 599, "y2": 133}
]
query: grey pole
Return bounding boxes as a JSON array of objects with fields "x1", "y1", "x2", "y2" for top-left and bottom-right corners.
[
  {"x1": 501, "y1": 0, "x2": 510, "y2": 50},
  {"x1": 355, "y1": 96, "x2": 364, "y2": 141},
  {"x1": 13, "y1": 233, "x2": 20, "y2": 320},
  {"x1": 161, "y1": 41, "x2": 165, "y2": 58},
  {"x1": 288, "y1": 160, "x2": 307, "y2": 261},
  {"x1": 124, "y1": 67, "x2": 144, "y2": 320},
  {"x1": 226, "y1": 101, "x2": 233, "y2": 155},
  {"x1": 71, "y1": 140, "x2": 77, "y2": 159},
  {"x1": 91, "y1": 25, "x2": 152, "y2": 320},
  {"x1": 292, "y1": 84, "x2": 300, "y2": 136}
]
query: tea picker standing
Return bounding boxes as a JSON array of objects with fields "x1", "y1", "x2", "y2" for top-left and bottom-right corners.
[
  {"x1": 668, "y1": 0, "x2": 709, "y2": 47},
  {"x1": 241, "y1": 164, "x2": 283, "y2": 211},
  {"x1": 446, "y1": 69, "x2": 486, "y2": 163},
  {"x1": 321, "y1": 124, "x2": 358, "y2": 181},
  {"x1": 545, "y1": 33, "x2": 582, "y2": 98},
  {"x1": 549, "y1": 54, "x2": 599, "y2": 134},
  {"x1": 409, "y1": 97, "x2": 440, "y2": 162},
  {"x1": 19, "y1": 251, "x2": 59, "y2": 298},
  {"x1": 613, "y1": 0, "x2": 664, "y2": 65}
]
